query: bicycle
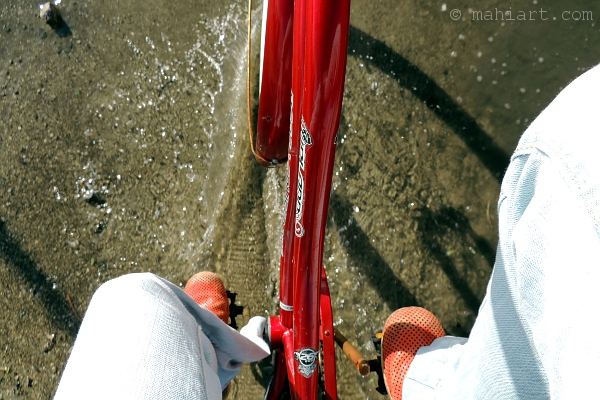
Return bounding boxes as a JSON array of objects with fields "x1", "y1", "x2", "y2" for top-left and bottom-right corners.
[{"x1": 245, "y1": 0, "x2": 384, "y2": 398}]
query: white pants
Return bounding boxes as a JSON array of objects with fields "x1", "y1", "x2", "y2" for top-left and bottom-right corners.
[
  {"x1": 404, "y1": 65, "x2": 600, "y2": 399},
  {"x1": 54, "y1": 273, "x2": 269, "y2": 400}
]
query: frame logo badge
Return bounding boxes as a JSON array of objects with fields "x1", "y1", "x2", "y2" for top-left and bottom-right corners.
[
  {"x1": 295, "y1": 117, "x2": 313, "y2": 237},
  {"x1": 294, "y1": 347, "x2": 318, "y2": 378}
]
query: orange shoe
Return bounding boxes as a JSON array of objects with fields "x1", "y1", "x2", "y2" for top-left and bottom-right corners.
[
  {"x1": 381, "y1": 307, "x2": 445, "y2": 399},
  {"x1": 184, "y1": 271, "x2": 230, "y2": 324}
]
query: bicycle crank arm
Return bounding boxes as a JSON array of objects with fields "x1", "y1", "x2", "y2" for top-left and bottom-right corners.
[
  {"x1": 333, "y1": 329, "x2": 388, "y2": 395},
  {"x1": 333, "y1": 329, "x2": 371, "y2": 376}
]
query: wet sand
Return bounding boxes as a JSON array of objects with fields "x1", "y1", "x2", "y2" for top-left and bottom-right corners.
[{"x1": 1, "y1": 0, "x2": 599, "y2": 398}]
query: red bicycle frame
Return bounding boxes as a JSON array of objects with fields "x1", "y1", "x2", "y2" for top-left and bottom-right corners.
[{"x1": 252, "y1": 0, "x2": 352, "y2": 398}]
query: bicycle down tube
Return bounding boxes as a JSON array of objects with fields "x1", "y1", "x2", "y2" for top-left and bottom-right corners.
[{"x1": 256, "y1": 0, "x2": 352, "y2": 397}]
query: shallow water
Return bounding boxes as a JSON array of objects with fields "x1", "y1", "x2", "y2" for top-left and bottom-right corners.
[{"x1": 1, "y1": 0, "x2": 599, "y2": 398}]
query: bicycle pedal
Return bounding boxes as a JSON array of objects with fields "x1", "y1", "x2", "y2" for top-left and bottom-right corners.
[
  {"x1": 226, "y1": 290, "x2": 244, "y2": 329},
  {"x1": 370, "y1": 333, "x2": 387, "y2": 395}
]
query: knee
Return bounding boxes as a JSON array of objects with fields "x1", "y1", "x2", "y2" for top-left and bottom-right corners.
[{"x1": 92, "y1": 272, "x2": 165, "y2": 305}]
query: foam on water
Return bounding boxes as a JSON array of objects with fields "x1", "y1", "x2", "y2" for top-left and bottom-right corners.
[
  {"x1": 192, "y1": 3, "x2": 252, "y2": 257},
  {"x1": 115, "y1": 3, "x2": 252, "y2": 261}
]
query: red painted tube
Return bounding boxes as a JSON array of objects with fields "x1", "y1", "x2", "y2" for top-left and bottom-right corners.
[
  {"x1": 255, "y1": 0, "x2": 294, "y2": 165},
  {"x1": 291, "y1": 0, "x2": 351, "y2": 397},
  {"x1": 265, "y1": 349, "x2": 288, "y2": 400},
  {"x1": 268, "y1": 315, "x2": 286, "y2": 349},
  {"x1": 320, "y1": 268, "x2": 337, "y2": 399},
  {"x1": 283, "y1": 330, "x2": 297, "y2": 393},
  {"x1": 259, "y1": 0, "x2": 351, "y2": 397},
  {"x1": 278, "y1": 0, "x2": 308, "y2": 332}
]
